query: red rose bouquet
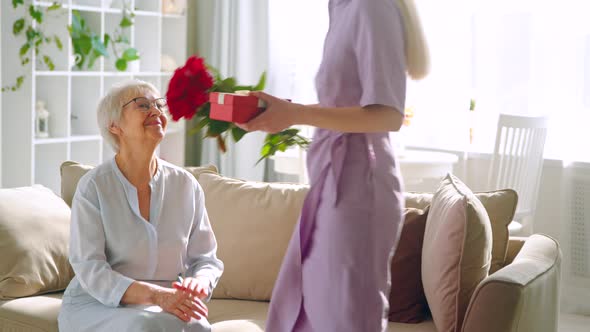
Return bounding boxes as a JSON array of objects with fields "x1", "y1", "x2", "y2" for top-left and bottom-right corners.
[{"x1": 166, "y1": 56, "x2": 310, "y2": 163}]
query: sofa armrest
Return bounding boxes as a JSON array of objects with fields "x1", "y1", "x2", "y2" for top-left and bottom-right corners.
[
  {"x1": 461, "y1": 234, "x2": 561, "y2": 332},
  {"x1": 505, "y1": 236, "x2": 527, "y2": 265}
]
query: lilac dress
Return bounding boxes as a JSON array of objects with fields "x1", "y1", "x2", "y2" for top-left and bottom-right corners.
[{"x1": 266, "y1": 0, "x2": 407, "y2": 331}]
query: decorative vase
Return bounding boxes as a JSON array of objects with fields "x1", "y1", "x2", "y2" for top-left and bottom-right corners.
[{"x1": 35, "y1": 101, "x2": 50, "y2": 138}]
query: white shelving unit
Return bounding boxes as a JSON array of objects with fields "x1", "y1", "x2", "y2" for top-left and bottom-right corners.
[{"x1": 1, "y1": 0, "x2": 187, "y2": 193}]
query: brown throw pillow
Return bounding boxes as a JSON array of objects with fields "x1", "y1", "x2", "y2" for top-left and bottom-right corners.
[{"x1": 389, "y1": 207, "x2": 430, "y2": 323}]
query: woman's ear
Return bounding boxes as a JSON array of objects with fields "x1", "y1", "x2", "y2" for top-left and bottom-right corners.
[{"x1": 109, "y1": 122, "x2": 121, "y2": 136}]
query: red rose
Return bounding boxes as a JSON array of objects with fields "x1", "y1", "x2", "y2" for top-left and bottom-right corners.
[{"x1": 166, "y1": 56, "x2": 214, "y2": 121}]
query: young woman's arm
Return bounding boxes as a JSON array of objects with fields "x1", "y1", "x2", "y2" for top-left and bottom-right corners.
[{"x1": 238, "y1": 91, "x2": 403, "y2": 134}]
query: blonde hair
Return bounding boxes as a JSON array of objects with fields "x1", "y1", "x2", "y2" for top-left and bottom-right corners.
[
  {"x1": 396, "y1": 0, "x2": 430, "y2": 80},
  {"x1": 97, "y1": 79, "x2": 159, "y2": 151}
]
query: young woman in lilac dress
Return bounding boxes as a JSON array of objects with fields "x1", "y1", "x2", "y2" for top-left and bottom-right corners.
[{"x1": 240, "y1": 0, "x2": 429, "y2": 330}]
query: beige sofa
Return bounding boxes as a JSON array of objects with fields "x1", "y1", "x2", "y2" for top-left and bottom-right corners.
[{"x1": 0, "y1": 162, "x2": 562, "y2": 332}]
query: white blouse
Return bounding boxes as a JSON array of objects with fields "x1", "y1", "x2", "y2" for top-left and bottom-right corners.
[{"x1": 63, "y1": 157, "x2": 223, "y2": 307}]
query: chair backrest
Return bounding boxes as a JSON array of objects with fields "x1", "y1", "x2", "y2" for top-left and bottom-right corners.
[{"x1": 487, "y1": 114, "x2": 548, "y2": 219}]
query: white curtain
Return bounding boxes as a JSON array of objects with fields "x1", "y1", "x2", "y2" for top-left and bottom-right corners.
[
  {"x1": 190, "y1": 0, "x2": 269, "y2": 180},
  {"x1": 266, "y1": 0, "x2": 590, "y2": 163},
  {"x1": 403, "y1": 0, "x2": 590, "y2": 162}
]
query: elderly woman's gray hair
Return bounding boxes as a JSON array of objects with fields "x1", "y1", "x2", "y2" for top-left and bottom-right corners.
[{"x1": 97, "y1": 79, "x2": 160, "y2": 151}]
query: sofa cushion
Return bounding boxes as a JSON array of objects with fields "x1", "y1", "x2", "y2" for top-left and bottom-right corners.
[
  {"x1": 389, "y1": 207, "x2": 430, "y2": 323},
  {"x1": 405, "y1": 189, "x2": 517, "y2": 273},
  {"x1": 422, "y1": 174, "x2": 492, "y2": 332},
  {"x1": 59, "y1": 160, "x2": 218, "y2": 207},
  {"x1": 0, "y1": 293, "x2": 62, "y2": 332},
  {"x1": 197, "y1": 173, "x2": 309, "y2": 301},
  {"x1": 208, "y1": 299, "x2": 267, "y2": 331},
  {"x1": 0, "y1": 186, "x2": 75, "y2": 300}
]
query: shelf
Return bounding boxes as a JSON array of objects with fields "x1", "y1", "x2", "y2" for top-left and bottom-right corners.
[
  {"x1": 34, "y1": 135, "x2": 102, "y2": 145},
  {"x1": 1, "y1": 0, "x2": 187, "y2": 191},
  {"x1": 134, "y1": 10, "x2": 160, "y2": 17},
  {"x1": 34, "y1": 137, "x2": 70, "y2": 145},
  {"x1": 162, "y1": 13, "x2": 184, "y2": 19},
  {"x1": 35, "y1": 71, "x2": 173, "y2": 77},
  {"x1": 35, "y1": 2, "x2": 184, "y2": 17},
  {"x1": 70, "y1": 135, "x2": 103, "y2": 142}
]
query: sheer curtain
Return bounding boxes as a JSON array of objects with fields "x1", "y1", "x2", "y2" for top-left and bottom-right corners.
[
  {"x1": 267, "y1": 0, "x2": 590, "y2": 163},
  {"x1": 186, "y1": 0, "x2": 269, "y2": 180},
  {"x1": 403, "y1": 0, "x2": 590, "y2": 162}
]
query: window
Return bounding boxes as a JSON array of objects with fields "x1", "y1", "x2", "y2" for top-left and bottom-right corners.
[{"x1": 267, "y1": 0, "x2": 590, "y2": 162}]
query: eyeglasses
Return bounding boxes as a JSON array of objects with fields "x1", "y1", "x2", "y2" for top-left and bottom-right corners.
[{"x1": 122, "y1": 97, "x2": 168, "y2": 113}]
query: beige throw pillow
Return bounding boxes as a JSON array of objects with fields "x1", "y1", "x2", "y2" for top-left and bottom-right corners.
[
  {"x1": 0, "y1": 185, "x2": 75, "y2": 299},
  {"x1": 197, "y1": 173, "x2": 309, "y2": 301},
  {"x1": 406, "y1": 189, "x2": 517, "y2": 273},
  {"x1": 422, "y1": 174, "x2": 493, "y2": 332}
]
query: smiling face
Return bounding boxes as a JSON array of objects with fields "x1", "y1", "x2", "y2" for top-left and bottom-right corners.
[{"x1": 110, "y1": 88, "x2": 169, "y2": 151}]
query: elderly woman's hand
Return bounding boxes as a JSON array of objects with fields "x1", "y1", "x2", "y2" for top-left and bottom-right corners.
[
  {"x1": 154, "y1": 287, "x2": 208, "y2": 322},
  {"x1": 173, "y1": 276, "x2": 210, "y2": 300}
]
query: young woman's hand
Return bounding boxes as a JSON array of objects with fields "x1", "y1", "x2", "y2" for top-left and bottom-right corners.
[
  {"x1": 154, "y1": 287, "x2": 208, "y2": 322},
  {"x1": 172, "y1": 276, "x2": 210, "y2": 300},
  {"x1": 236, "y1": 91, "x2": 303, "y2": 133}
]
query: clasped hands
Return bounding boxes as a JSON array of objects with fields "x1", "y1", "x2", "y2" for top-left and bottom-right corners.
[{"x1": 155, "y1": 276, "x2": 210, "y2": 322}]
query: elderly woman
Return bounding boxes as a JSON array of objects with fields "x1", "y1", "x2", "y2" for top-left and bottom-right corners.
[{"x1": 58, "y1": 80, "x2": 223, "y2": 332}]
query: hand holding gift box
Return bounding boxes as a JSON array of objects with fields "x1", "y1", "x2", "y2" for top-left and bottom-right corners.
[
  {"x1": 209, "y1": 90, "x2": 266, "y2": 124},
  {"x1": 165, "y1": 55, "x2": 309, "y2": 160}
]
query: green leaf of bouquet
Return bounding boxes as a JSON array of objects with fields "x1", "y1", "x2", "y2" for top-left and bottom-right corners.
[
  {"x1": 278, "y1": 142, "x2": 288, "y2": 152},
  {"x1": 115, "y1": 58, "x2": 127, "y2": 71},
  {"x1": 120, "y1": 16, "x2": 133, "y2": 28},
  {"x1": 261, "y1": 143, "x2": 272, "y2": 156},
  {"x1": 233, "y1": 85, "x2": 254, "y2": 91},
  {"x1": 13, "y1": 18, "x2": 25, "y2": 35},
  {"x1": 254, "y1": 71, "x2": 266, "y2": 91},
  {"x1": 270, "y1": 135, "x2": 281, "y2": 145},
  {"x1": 221, "y1": 77, "x2": 236, "y2": 90},
  {"x1": 188, "y1": 117, "x2": 210, "y2": 135},
  {"x1": 207, "y1": 119, "x2": 230, "y2": 136},
  {"x1": 231, "y1": 126, "x2": 248, "y2": 142},
  {"x1": 280, "y1": 128, "x2": 300, "y2": 137},
  {"x1": 122, "y1": 48, "x2": 140, "y2": 61},
  {"x1": 199, "y1": 103, "x2": 211, "y2": 117}
]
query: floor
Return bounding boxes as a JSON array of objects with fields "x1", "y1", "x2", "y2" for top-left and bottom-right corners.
[{"x1": 560, "y1": 313, "x2": 590, "y2": 331}]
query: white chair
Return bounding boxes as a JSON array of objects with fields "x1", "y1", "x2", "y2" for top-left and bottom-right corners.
[{"x1": 487, "y1": 114, "x2": 549, "y2": 236}]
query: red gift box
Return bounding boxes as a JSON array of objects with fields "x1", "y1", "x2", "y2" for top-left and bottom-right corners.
[{"x1": 209, "y1": 92, "x2": 266, "y2": 124}]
